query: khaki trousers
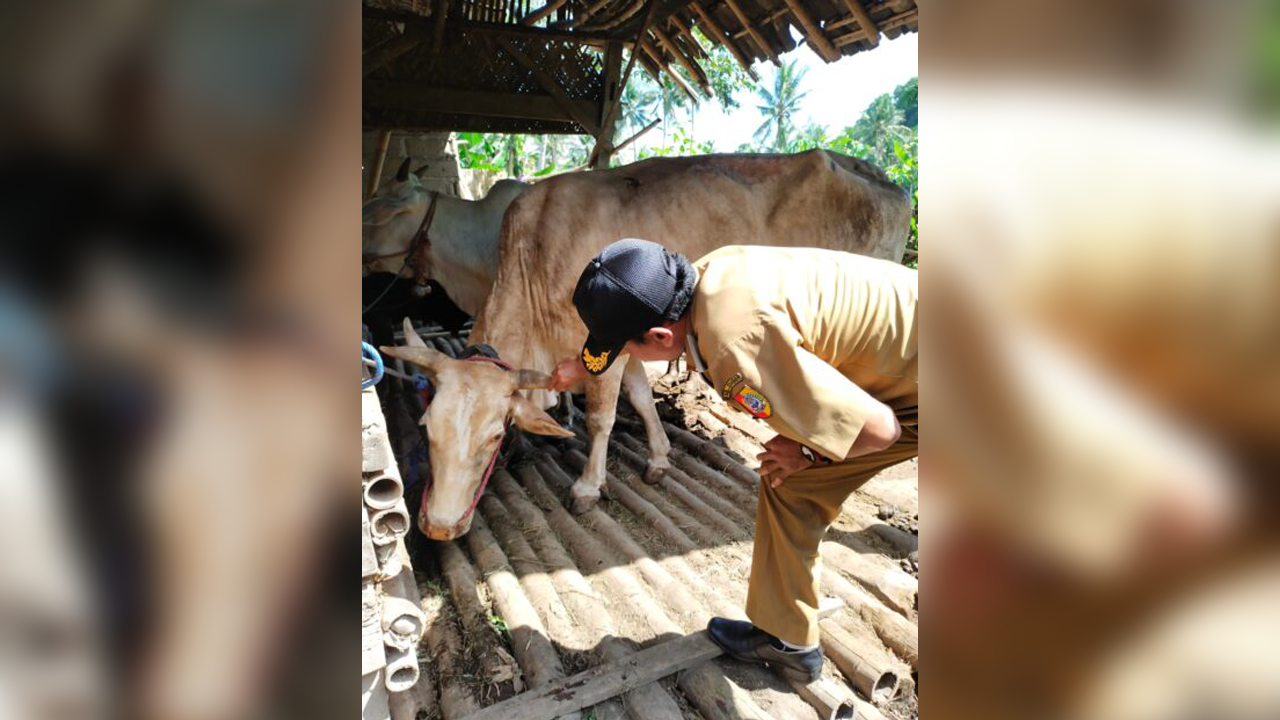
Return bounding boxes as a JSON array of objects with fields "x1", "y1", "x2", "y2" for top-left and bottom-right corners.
[{"x1": 744, "y1": 427, "x2": 918, "y2": 646}]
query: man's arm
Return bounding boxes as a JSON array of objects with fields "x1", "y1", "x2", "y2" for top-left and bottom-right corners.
[{"x1": 712, "y1": 317, "x2": 902, "y2": 462}]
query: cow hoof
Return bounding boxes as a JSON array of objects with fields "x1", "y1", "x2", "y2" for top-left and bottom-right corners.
[
  {"x1": 568, "y1": 482, "x2": 601, "y2": 514},
  {"x1": 643, "y1": 462, "x2": 669, "y2": 485}
]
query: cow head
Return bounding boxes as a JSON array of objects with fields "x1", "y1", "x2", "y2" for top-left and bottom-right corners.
[
  {"x1": 362, "y1": 158, "x2": 431, "y2": 274},
  {"x1": 382, "y1": 319, "x2": 573, "y2": 540}
]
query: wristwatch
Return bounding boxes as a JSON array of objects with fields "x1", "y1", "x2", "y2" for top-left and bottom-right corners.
[{"x1": 799, "y1": 445, "x2": 830, "y2": 465}]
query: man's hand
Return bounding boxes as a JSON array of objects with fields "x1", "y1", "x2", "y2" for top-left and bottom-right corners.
[
  {"x1": 549, "y1": 355, "x2": 588, "y2": 392},
  {"x1": 756, "y1": 435, "x2": 814, "y2": 488}
]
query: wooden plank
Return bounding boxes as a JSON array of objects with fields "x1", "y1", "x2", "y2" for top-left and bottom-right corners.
[
  {"x1": 495, "y1": 36, "x2": 604, "y2": 135},
  {"x1": 721, "y1": 0, "x2": 780, "y2": 65},
  {"x1": 364, "y1": 81, "x2": 598, "y2": 125},
  {"x1": 689, "y1": 1, "x2": 758, "y2": 80},
  {"x1": 592, "y1": 40, "x2": 623, "y2": 167},
  {"x1": 781, "y1": 0, "x2": 840, "y2": 62},
  {"x1": 456, "y1": 630, "x2": 720, "y2": 720}
]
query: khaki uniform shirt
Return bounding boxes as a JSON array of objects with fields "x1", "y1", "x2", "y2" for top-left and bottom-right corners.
[{"x1": 687, "y1": 246, "x2": 918, "y2": 460}]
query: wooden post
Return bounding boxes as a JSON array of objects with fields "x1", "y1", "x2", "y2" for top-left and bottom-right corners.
[
  {"x1": 840, "y1": 0, "x2": 880, "y2": 47},
  {"x1": 591, "y1": 40, "x2": 623, "y2": 168},
  {"x1": 366, "y1": 129, "x2": 393, "y2": 199},
  {"x1": 720, "y1": 0, "x2": 779, "y2": 65},
  {"x1": 781, "y1": 0, "x2": 841, "y2": 62},
  {"x1": 689, "y1": 1, "x2": 758, "y2": 80}
]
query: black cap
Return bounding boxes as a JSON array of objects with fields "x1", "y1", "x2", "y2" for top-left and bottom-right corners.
[{"x1": 572, "y1": 238, "x2": 695, "y2": 375}]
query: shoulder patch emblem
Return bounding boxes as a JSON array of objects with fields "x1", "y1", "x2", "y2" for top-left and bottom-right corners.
[
  {"x1": 582, "y1": 348, "x2": 610, "y2": 373},
  {"x1": 733, "y1": 385, "x2": 772, "y2": 418},
  {"x1": 721, "y1": 372, "x2": 744, "y2": 400}
]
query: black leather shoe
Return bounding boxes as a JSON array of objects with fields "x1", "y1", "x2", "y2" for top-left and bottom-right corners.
[{"x1": 706, "y1": 617, "x2": 823, "y2": 683}]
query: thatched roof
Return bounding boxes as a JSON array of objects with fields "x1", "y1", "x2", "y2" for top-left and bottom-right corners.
[{"x1": 363, "y1": 0, "x2": 917, "y2": 134}]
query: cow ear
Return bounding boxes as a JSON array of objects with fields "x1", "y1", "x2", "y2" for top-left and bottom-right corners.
[
  {"x1": 395, "y1": 157, "x2": 413, "y2": 183},
  {"x1": 381, "y1": 345, "x2": 448, "y2": 375},
  {"x1": 362, "y1": 195, "x2": 406, "y2": 226},
  {"x1": 414, "y1": 164, "x2": 430, "y2": 178},
  {"x1": 402, "y1": 317, "x2": 428, "y2": 348},
  {"x1": 510, "y1": 395, "x2": 575, "y2": 438}
]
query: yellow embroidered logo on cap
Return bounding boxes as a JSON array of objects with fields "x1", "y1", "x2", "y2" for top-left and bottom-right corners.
[
  {"x1": 582, "y1": 347, "x2": 610, "y2": 373},
  {"x1": 734, "y1": 385, "x2": 771, "y2": 418}
]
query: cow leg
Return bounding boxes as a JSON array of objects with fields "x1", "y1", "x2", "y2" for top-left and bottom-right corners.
[
  {"x1": 622, "y1": 356, "x2": 671, "y2": 484},
  {"x1": 570, "y1": 369, "x2": 623, "y2": 514}
]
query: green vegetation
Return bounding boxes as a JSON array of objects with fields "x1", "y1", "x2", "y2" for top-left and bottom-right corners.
[{"x1": 454, "y1": 39, "x2": 918, "y2": 266}]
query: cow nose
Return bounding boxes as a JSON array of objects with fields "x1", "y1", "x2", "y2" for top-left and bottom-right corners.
[{"x1": 424, "y1": 525, "x2": 455, "y2": 541}]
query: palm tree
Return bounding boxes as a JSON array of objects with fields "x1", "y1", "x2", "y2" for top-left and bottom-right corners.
[
  {"x1": 753, "y1": 59, "x2": 809, "y2": 151},
  {"x1": 657, "y1": 74, "x2": 690, "y2": 146},
  {"x1": 851, "y1": 94, "x2": 908, "y2": 166}
]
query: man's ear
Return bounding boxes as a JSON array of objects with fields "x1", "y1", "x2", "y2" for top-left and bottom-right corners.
[
  {"x1": 647, "y1": 326, "x2": 676, "y2": 347},
  {"x1": 511, "y1": 395, "x2": 576, "y2": 438}
]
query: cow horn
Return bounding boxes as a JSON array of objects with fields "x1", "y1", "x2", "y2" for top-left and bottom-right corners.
[
  {"x1": 514, "y1": 369, "x2": 552, "y2": 390},
  {"x1": 413, "y1": 164, "x2": 430, "y2": 178},
  {"x1": 402, "y1": 317, "x2": 428, "y2": 348},
  {"x1": 381, "y1": 345, "x2": 447, "y2": 373},
  {"x1": 395, "y1": 157, "x2": 412, "y2": 183}
]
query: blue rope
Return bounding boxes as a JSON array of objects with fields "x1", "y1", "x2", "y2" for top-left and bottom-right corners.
[{"x1": 361, "y1": 342, "x2": 383, "y2": 389}]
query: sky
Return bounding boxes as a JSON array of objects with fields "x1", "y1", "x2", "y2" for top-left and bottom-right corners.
[{"x1": 633, "y1": 31, "x2": 917, "y2": 153}]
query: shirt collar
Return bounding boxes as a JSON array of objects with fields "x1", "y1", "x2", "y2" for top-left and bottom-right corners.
[{"x1": 685, "y1": 331, "x2": 708, "y2": 373}]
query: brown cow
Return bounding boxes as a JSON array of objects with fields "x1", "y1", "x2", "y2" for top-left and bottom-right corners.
[{"x1": 384, "y1": 150, "x2": 911, "y2": 538}]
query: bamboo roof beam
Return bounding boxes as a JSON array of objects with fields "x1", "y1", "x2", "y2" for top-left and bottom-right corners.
[
  {"x1": 833, "y1": 7, "x2": 915, "y2": 46},
  {"x1": 667, "y1": 13, "x2": 707, "y2": 60},
  {"x1": 780, "y1": 0, "x2": 839, "y2": 62},
  {"x1": 652, "y1": 26, "x2": 711, "y2": 95},
  {"x1": 495, "y1": 36, "x2": 604, "y2": 136},
  {"x1": 720, "y1": 0, "x2": 780, "y2": 65},
  {"x1": 689, "y1": 1, "x2": 759, "y2": 81},
  {"x1": 639, "y1": 41, "x2": 699, "y2": 103},
  {"x1": 582, "y1": 0, "x2": 647, "y2": 31},
  {"x1": 838, "y1": 0, "x2": 880, "y2": 47},
  {"x1": 520, "y1": 0, "x2": 570, "y2": 25},
  {"x1": 729, "y1": 7, "x2": 787, "y2": 40},
  {"x1": 362, "y1": 30, "x2": 425, "y2": 78},
  {"x1": 559, "y1": 0, "x2": 614, "y2": 27}
]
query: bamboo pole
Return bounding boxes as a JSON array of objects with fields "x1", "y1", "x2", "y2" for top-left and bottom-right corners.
[
  {"x1": 511, "y1": 462, "x2": 772, "y2": 720},
  {"x1": 438, "y1": 542, "x2": 522, "y2": 702},
  {"x1": 369, "y1": 500, "x2": 411, "y2": 545},
  {"x1": 662, "y1": 421, "x2": 761, "y2": 486},
  {"x1": 819, "y1": 618, "x2": 902, "y2": 703},
  {"x1": 465, "y1": 515, "x2": 574, "y2": 699},
  {"x1": 781, "y1": 0, "x2": 841, "y2": 62},
  {"x1": 652, "y1": 26, "x2": 711, "y2": 95},
  {"x1": 424, "y1": 602, "x2": 479, "y2": 719},
  {"x1": 822, "y1": 568, "x2": 918, "y2": 669},
  {"x1": 820, "y1": 540, "x2": 918, "y2": 618},
  {"x1": 366, "y1": 129, "x2": 393, "y2": 199},
  {"x1": 520, "y1": 0, "x2": 570, "y2": 25},
  {"x1": 613, "y1": 432, "x2": 756, "y2": 528},
  {"x1": 667, "y1": 13, "x2": 708, "y2": 59},
  {"x1": 639, "y1": 42, "x2": 699, "y2": 104},
  {"x1": 518, "y1": 460, "x2": 710, "y2": 627},
  {"x1": 608, "y1": 436, "x2": 750, "y2": 540},
  {"x1": 720, "y1": 0, "x2": 779, "y2": 65},
  {"x1": 689, "y1": 1, "x2": 758, "y2": 79},
  {"x1": 488, "y1": 472, "x2": 685, "y2": 720},
  {"x1": 363, "y1": 470, "x2": 404, "y2": 510},
  {"x1": 611, "y1": 117, "x2": 661, "y2": 155},
  {"x1": 839, "y1": 0, "x2": 880, "y2": 47}
]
